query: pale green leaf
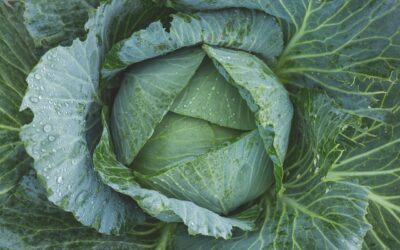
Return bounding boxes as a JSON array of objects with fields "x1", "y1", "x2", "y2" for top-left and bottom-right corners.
[
  {"x1": 111, "y1": 48, "x2": 205, "y2": 165},
  {"x1": 94, "y1": 120, "x2": 254, "y2": 239},
  {"x1": 172, "y1": 90, "x2": 371, "y2": 250},
  {"x1": 171, "y1": 58, "x2": 256, "y2": 130},
  {"x1": 102, "y1": 8, "x2": 282, "y2": 78},
  {"x1": 133, "y1": 112, "x2": 241, "y2": 175},
  {"x1": 143, "y1": 129, "x2": 273, "y2": 215},
  {"x1": 19, "y1": 0, "x2": 166, "y2": 234},
  {"x1": 203, "y1": 45, "x2": 293, "y2": 193}
]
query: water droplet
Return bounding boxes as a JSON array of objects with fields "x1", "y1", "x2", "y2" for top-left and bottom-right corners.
[
  {"x1": 48, "y1": 135, "x2": 56, "y2": 141},
  {"x1": 34, "y1": 73, "x2": 41, "y2": 80},
  {"x1": 296, "y1": 174, "x2": 301, "y2": 179},
  {"x1": 43, "y1": 124, "x2": 52, "y2": 133},
  {"x1": 29, "y1": 96, "x2": 39, "y2": 103},
  {"x1": 57, "y1": 176, "x2": 63, "y2": 184},
  {"x1": 325, "y1": 188, "x2": 330, "y2": 194}
]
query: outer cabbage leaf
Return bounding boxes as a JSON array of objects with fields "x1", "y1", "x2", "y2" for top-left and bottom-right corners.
[
  {"x1": 0, "y1": 3, "x2": 36, "y2": 202},
  {"x1": 168, "y1": 0, "x2": 400, "y2": 125},
  {"x1": 94, "y1": 117, "x2": 254, "y2": 239},
  {"x1": 273, "y1": 0, "x2": 400, "y2": 124},
  {"x1": 102, "y1": 8, "x2": 282, "y2": 78},
  {"x1": 172, "y1": 90, "x2": 371, "y2": 250},
  {"x1": 162, "y1": 0, "x2": 297, "y2": 22},
  {"x1": 24, "y1": 0, "x2": 100, "y2": 48},
  {"x1": 327, "y1": 83, "x2": 400, "y2": 249},
  {"x1": 203, "y1": 45, "x2": 293, "y2": 194},
  {"x1": 19, "y1": 0, "x2": 165, "y2": 234},
  {"x1": 0, "y1": 172, "x2": 167, "y2": 249}
]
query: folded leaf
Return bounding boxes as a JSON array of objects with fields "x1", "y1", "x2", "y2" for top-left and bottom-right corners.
[
  {"x1": 133, "y1": 112, "x2": 241, "y2": 175},
  {"x1": 144, "y1": 129, "x2": 273, "y2": 215},
  {"x1": 172, "y1": 90, "x2": 371, "y2": 249},
  {"x1": 203, "y1": 45, "x2": 293, "y2": 194},
  {"x1": 111, "y1": 48, "x2": 205, "y2": 165},
  {"x1": 94, "y1": 118, "x2": 254, "y2": 239},
  {"x1": 171, "y1": 58, "x2": 256, "y2": 130},
  {"x1": 102, "y1": 8, "x2": 282, "y2": 78}
]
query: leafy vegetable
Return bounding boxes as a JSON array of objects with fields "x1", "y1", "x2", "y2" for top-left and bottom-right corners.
[{"x1": 0, "y1": 0, "x2": 399, "y2": 249}]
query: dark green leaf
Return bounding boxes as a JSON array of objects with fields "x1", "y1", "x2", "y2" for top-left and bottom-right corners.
[
  {"x1": 24, "y1": 0, "x2": 100, "y2": 48},
  {"x1": 0, "y1": 3, "x2": 36, "y2": 202},
  {"x1": 0, "y1": 172, "x2": 166, "y2": 249}
]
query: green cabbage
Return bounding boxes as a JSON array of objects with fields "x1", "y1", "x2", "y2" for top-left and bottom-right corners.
[{"x1": 0, "y1": 0, "x2": 399, "y2": 249}]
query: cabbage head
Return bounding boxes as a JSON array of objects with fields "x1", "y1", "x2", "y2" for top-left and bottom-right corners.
[{"x1": 0, "y1": 0, "x2": 399, "y2": 249}]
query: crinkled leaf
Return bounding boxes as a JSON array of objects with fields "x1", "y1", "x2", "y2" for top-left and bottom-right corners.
[
  {"x1": 171, "y1": 58, "x2": 256, "y2": 130},
  {"x1": 0, "y1": 3, "x2": 36, "y2": 202},
  {"x1": 94, "y1": 120, "x2": 254, "y2": 239},
  {"x1": 102, "y1": 8, "x2": 282, "y2": 78},
  {"x1": 171, "y1": 1, "x2": 400, "y2": 124},
  {"x1": 0, "y1": 172, "x2": 166, "y2": 249},
  {"x1": 203, "y1": 45, "x2": 293, "y2": 193},
  {"x1": 327, "y1": 83, "x2": 400, "y2": 249},
  {"x1": 162, "y1": 0, "x2": 296, "y2": 22},
  {"x1": 172, "y1": 90, "x2": 371, "y2": 249},
  {"x1": 19, "y1": 0, "x2": 167, "y2": 234},
  {"x1": 111, "y1": 47, "x2": 205, "y2": 165},
  {"x1": 274, "y1": 0, "x2": 400, "y2": 124},
  {"x1": 24, "y1": 0, "x2": 100, "y2": 48}
]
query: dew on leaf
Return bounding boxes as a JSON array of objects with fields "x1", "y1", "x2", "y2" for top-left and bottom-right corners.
[
  {"x1": 43, "y1": 124, "x2": 52, "y2": 133},
  {"x1": 29, "y1": 96, "x2": 39, "y2": 103},
  {"x1": 57, "y1": 176, "x2": 63, "y2": 184}
]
